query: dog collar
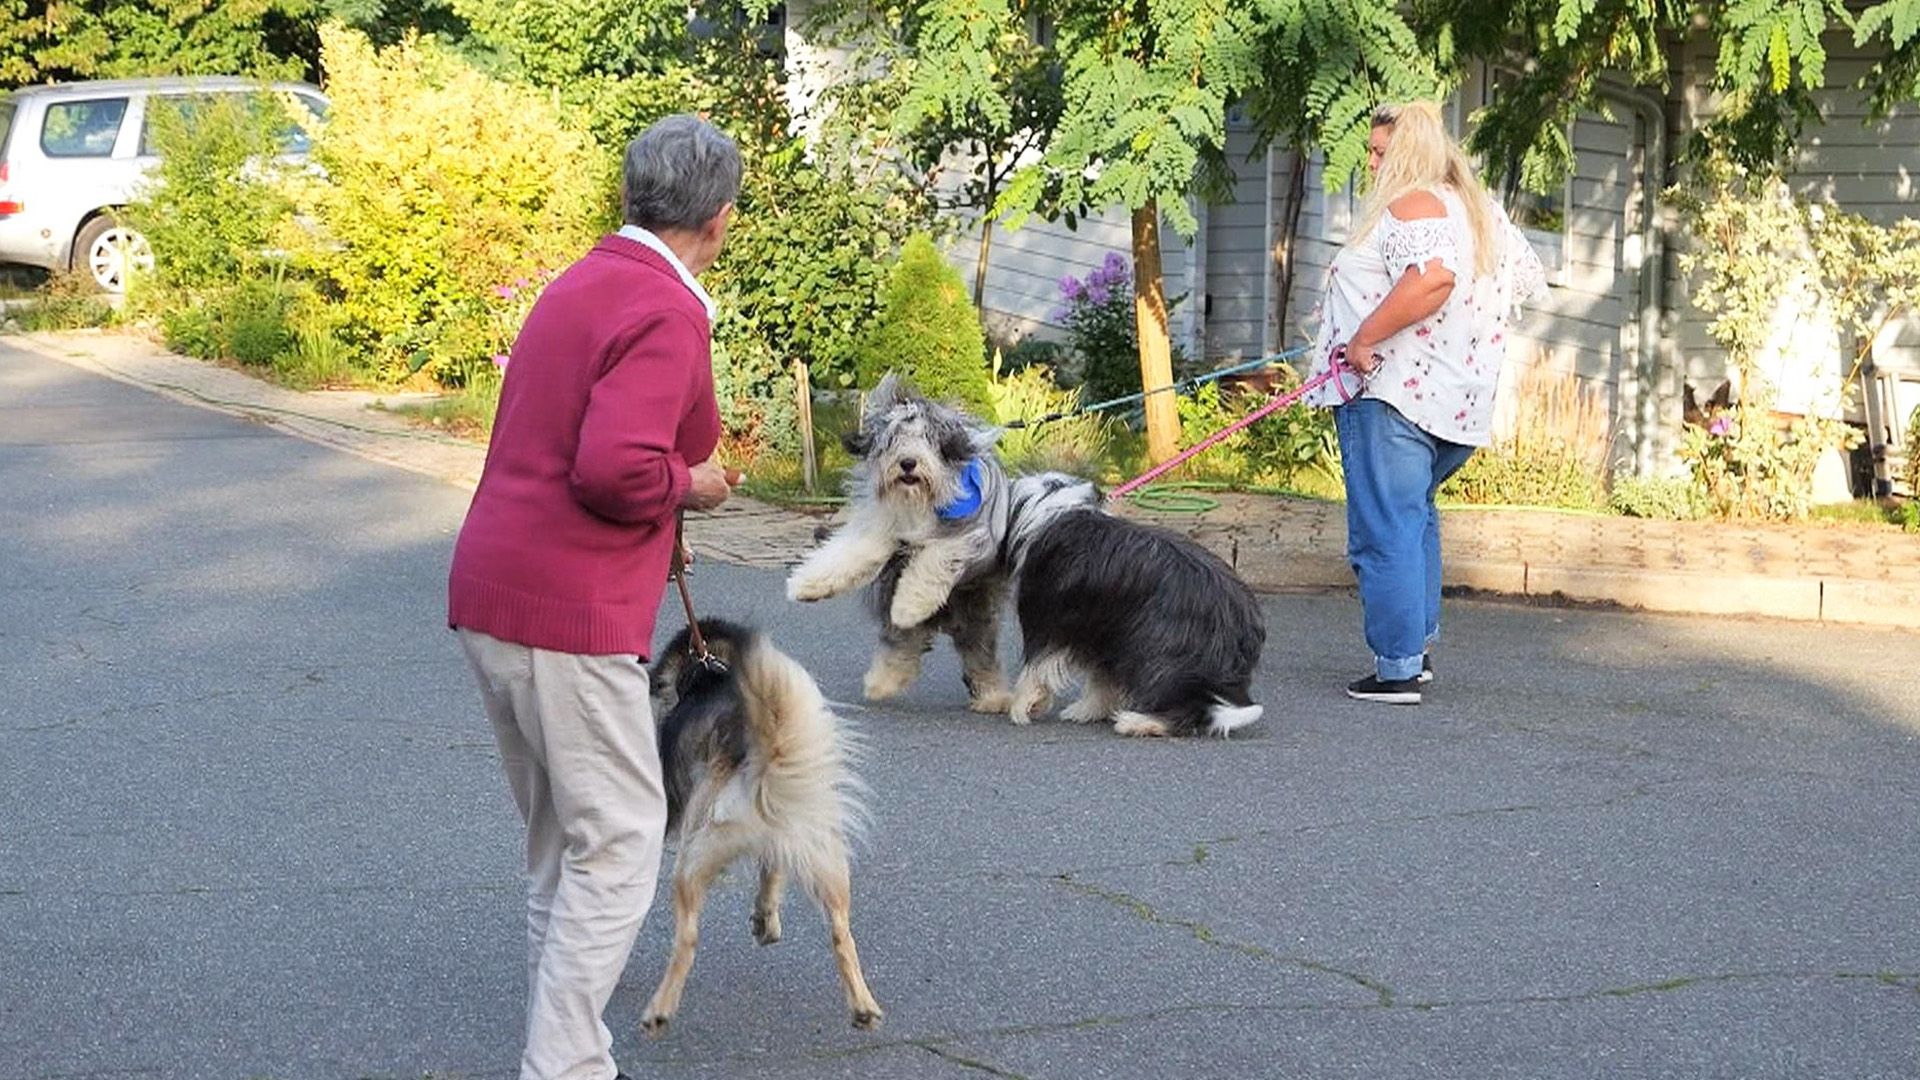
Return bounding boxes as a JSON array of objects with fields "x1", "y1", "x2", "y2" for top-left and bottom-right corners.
[{"x1": 935, "y1": 458, "x2": 986, "y2": 521}]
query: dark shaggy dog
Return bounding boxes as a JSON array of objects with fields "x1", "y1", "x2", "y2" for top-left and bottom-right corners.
[
  {"x1": 1004, "y1": 480, "x2": 1267, "y2": 737},
  {"x1": 640, "y1": 620, "x2": 881, "y2": 1035}
]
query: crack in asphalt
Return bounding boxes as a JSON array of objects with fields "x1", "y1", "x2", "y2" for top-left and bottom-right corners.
[
  {"x1": 1038, "y1": 777, "x2": 1700, "y2": 880},
  {"x1": 8, "y1": 688, "x2": 239, "y2": 733},
  {"x1": 1048, "y1": 872, "x2": 1397, "y2": 1006},
  {"x1": 912, "y1": 1040, "x2": 1035, "y2": 1079},
  {"x1": 629, "y1": 968, "x2": 1920, "y2": 1072},
  {"x1": 1041, "y1": 868, "x2": 1920, "y2": 1018}
]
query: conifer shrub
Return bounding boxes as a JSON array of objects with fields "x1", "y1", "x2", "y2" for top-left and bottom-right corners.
[{"x1": 854, "y1": 235, "x2": 992, "y2": 412}]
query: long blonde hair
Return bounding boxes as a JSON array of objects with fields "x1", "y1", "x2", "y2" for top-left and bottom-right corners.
[{"x1": 1355, "y1": 101, "x2": 1500, "y2": 277}]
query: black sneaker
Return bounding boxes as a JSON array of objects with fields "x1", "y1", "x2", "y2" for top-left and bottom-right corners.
[
  {"x1": 1416, "y1": 654, "x2": 1434, "y2": 684},
  {"x1": 1347, "y1": 675, "x2": 1422, "y2": 704}
]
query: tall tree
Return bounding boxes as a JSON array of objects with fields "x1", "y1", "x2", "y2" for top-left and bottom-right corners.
[
  {"x1": 1, "y1": 0, "x2": 316, "y2": 88},
  {"x1": 890, "y1": 0, "x2": 1262, "y2": 464},
  {"x1": 1421, "y1": 0, "x2": 1920, "y2": 193},
  {"x1": 817, "y1": 0, "x2": 1064, "y2": 309}
]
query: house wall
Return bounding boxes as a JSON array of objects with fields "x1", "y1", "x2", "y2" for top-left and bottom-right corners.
[
  {"x1": 1200, "y1": 113, "x2": 1275, "y2": 363},
  {"x1": 1667, "y1": 33, "x2": 1920, "y2": 393}
]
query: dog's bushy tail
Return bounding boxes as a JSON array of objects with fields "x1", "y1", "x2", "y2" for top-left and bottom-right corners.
[{"x1": 734, "y1": 638, "x2": 869, "y2": 866}]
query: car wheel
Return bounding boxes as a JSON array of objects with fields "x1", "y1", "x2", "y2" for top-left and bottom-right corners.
[{"x1": 73, "y1": 215, "x2": 153, "y2": 294}]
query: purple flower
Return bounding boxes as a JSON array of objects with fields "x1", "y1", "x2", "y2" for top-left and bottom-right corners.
[
  {"x1": 491, "y1": 353, "x2": 510, "y2": 368},
  {"x1": 1708, "y1": 416, "x2": 1732, "y2": 437},
  {"x1": 493, "y1": 285, "x2": 515, "y2": 300}
]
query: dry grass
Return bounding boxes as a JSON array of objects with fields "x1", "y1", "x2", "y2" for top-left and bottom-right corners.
[{"x1": 1445, "y1": 359, "x2": 1616, "y2": 509}]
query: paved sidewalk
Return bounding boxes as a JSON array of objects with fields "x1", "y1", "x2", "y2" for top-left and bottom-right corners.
[{"x1": 14, "y1": 328, "x2": 1918, "y2": 629}]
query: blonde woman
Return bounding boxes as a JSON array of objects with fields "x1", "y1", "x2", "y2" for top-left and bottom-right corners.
[{"x1": 1308, "y1": 101, "x2": 1545, "y2": 704}]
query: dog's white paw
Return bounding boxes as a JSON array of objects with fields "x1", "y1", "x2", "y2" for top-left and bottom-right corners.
[
  {"x1": 1060, "y1": 695, "x2": 1111, "y2": 724},
  {"x1": 786, "y1": 570, "x2": 836, "y2": 603},
  {"x1": 1008, "y1": 685, "x2": 1051, "y2": 725},
  {"x1": 969, "y1": 687, "x2": 1012, "y2": 714},
  {"x1": 1112, "y1": 711, "x2": 1171, "y2": 738},
  {"x1": 863, "y1": 662, "x2": 916, "y2": 701},
  {"x1": 641, "y1": 1012, "x2": 671, "y2": 1039},
  {"x1": 851, "y1": 1006, "x2": 884, "y2": 1030},
  {"x1": 888, "y1": 593, "x2": 942, "y2": 630}
]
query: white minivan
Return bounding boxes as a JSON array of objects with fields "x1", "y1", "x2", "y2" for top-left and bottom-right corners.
[{"x1": 0, "y1": 76, "x2": 326, "y2": 292}]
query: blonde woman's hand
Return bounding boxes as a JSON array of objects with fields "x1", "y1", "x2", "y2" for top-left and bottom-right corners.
[{"x1": 1344, "y1": 340, "x2": 1380, "y2": 375}]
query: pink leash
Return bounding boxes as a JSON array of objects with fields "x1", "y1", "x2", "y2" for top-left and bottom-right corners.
[{"x1": 1106, "y1": 348, "x2": 1366, "y2": 502}]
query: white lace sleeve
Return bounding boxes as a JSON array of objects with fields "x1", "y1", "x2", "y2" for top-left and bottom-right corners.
[
  {"x1": 1379, "y1": 215, "x2": 1464, "y2": 279},
  {"x1": 1502, "y1": 220, "x2": 1548, "y2": 312}
]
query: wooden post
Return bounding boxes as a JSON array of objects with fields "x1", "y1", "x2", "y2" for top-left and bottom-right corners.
[
  {"x1": 1132, "y1": 201, "x2": 1179, "y2": 465},
  {"x1": 795, "y1": 359, "x2": 817, "y2": 494}
]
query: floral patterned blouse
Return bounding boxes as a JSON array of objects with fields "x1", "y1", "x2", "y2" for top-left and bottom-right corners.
[{"x1": 1306, "y1": 186, "x2": 1546, "y2": 446}]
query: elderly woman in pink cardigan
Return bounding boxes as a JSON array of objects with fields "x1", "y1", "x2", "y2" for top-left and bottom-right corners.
[{"x1": 448, "y1": 114, "x2": 742, "y2": 1080}]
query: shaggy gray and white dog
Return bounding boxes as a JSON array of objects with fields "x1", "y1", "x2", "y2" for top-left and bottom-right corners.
[
  {"x1": 1000, "y1": 473, "x2": 1267, "y2": 738},
  {"x1": 786, "y1": 375, "x2": 1015, "y2": 712}
]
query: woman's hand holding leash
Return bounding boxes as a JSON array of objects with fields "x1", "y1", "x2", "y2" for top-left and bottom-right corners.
[
  {"x1": 1342, "y1": 339, "x2": 1380, "y2": 375},
  {"x1": 685, "y1": 462, "x2": 744, "y2": 512}
]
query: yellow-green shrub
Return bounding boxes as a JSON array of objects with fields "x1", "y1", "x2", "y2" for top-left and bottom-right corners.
[
  {"x1": 296, "y1": 25, "x2": 613, "y2": 385},
  {"x1": 987, "y1": 360, "x2": 1112, "y2": 475},
  {"x1": 853, "y1": 234, "x2": 991, "y2": 411}
]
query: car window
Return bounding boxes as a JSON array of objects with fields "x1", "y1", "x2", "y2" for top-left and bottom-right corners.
[
  {"x1": 281, "y1": 92, "x2": 328, "y2": 155},
  {"x1": 40, "y1": 98, "x2": 129, "y2": 158},
  {"x1": 139, "y1": 94, "x2": 218, "y2": 156},
  {"x1": 139, "y1": 90, "x2": 323, "y2": 157},
  {"x1": 0, "y1": 100, "x2": 15, "y2": 156}
]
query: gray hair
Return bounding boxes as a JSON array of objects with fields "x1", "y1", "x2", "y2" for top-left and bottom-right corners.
[{"x1": 621, "y1": 114, "x2": 743, "y2": 232}]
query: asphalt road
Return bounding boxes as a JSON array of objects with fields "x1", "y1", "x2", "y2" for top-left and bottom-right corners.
[{"x1": 4, "y1": 338, "x2": 1918, "y2": 1080}]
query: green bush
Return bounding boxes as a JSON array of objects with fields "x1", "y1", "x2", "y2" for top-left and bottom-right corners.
[
  {"x1": 987, "y1": 360, "x2": 1112, "y2": 475},
  {"x1": 296, "y1": 25, "x2": 610, "y2": 386},
  {"x1": 1608, "y1": 473, "x2": 1705, "y2": 520},
  {"x1": 155, "y1": 277, "x2": 306, "y2": 366},
  {"x1": 119, "y1": 91, "x2": 295, "y2": 297},
  {"x1": 1436, "y1": 364, "x2": 1613, "y2": 511},
  {"x1": 708, "y1": 322, "x2": 799, "y2": 466},
  {"x1": 1173, "y1": 376, "x2": 1339, "y2": 491},
  {"x1": 1906, "y1": 404, "x2": 1920, "y2": 497},
  {"x1": 999, "y1": 336, "x2": 1069, "y2": 376},
  {"x1": 159, "y1": 300, "x2": 226, "y2": 359},
  {"x1": 226, "y1": 278, "x2": 301, "y2": 367},
  {"x1": 11, "y1": 272, "x2": 115, "y2": 331},
  {"x1": 854, "y1": 234, "x2": 991, "y2": 412},
  {"x1": 712, "y1": 138, "x2": 938, "y2": 392},
  {"x1": 1441, "y1": 444, "x2": 1608, "y2": 510}
]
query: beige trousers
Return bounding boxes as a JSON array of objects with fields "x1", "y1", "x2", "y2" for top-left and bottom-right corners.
[{"x1": 459, "y1": 628, "x2": 667, "y2": 1080}]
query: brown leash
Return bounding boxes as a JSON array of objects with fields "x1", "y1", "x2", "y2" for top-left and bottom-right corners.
[{"x1": 671, "y1": 517, "x2": 727, "y2": 673}]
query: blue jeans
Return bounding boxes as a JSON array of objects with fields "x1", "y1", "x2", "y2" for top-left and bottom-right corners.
[{"x1": 1334, "y1": 398, "x2": 1475, "y2": 682}]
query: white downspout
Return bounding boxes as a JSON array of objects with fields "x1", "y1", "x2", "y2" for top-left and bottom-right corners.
[
  {"x1": 1261, "y1": 144, "x2": 1276, "y2": 358},
  {"x1": 1185, "y1": 196, "x2": 1208, "y2": 362}
]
